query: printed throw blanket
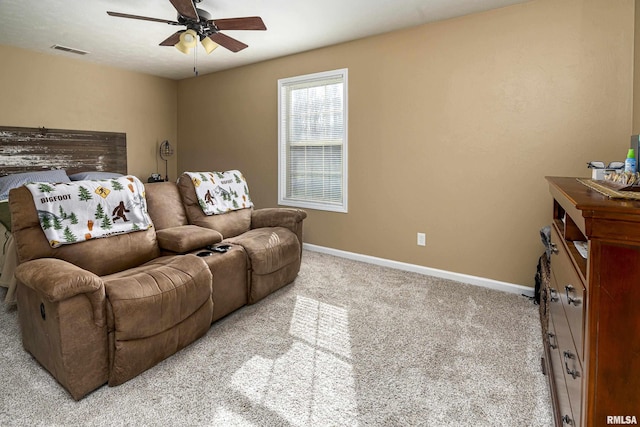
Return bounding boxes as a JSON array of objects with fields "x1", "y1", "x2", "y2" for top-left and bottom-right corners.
[
  {"x1": 183, "y1": 171, "x2": 253, "y2": 215},
  {"x1": 25, "y1": 175, "x2": 153, "y2": 248}
]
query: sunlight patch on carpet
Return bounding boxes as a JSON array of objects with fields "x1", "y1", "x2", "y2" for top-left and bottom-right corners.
[
  {"x1": 230, "y1": 295, "x2": 358, "y2": 426},
  {"x1": 289, "y1": 295, "x2": 351, "y2": 359}
]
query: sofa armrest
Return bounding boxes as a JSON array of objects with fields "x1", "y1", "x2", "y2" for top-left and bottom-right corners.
[
  {"x1": 15, "y1": 258, "x2": 106, "y2": 326},
  {"x1": 156, "y1": 225, "x2": 223, "y2": 253},
  {"x1": 251, "y1": 208, "x2": 307, "y2": 230},
  {"x1": 251, "y1": 208, "x2": 307, "y2": 247}
]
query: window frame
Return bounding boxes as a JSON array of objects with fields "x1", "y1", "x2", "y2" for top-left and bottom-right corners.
[{"x1": 277, "y1": 68, "x2": 349, "y2": 213}]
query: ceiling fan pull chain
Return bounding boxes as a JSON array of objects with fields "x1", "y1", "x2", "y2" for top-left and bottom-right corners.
[{"x1": 193, "y1": 45, "x2": 199, "y2": 76}]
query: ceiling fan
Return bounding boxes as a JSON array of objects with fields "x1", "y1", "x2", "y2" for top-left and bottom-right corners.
[{"x1": 107, "y1": 0, "x2": 266, "y2": 55}]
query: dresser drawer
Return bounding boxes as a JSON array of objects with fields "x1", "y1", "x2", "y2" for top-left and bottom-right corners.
[
  {"x1": 549, "y1": 300, "x2": 583, "y2": 426},
  {"x1": 549, "y1": 257, "x2": 583, "y2": 427},
  {"x1": 548, "y1": 312, "x2": 575, "y2": 426},
  {"x1": 550, "y1": 226, "x2": 586, "y2": 356}
]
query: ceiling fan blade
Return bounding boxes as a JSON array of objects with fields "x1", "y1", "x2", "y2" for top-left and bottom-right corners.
[
  {"x1": 159, "y1": 31, "x2": 183, "y2": 46},
  {"x1": 212, "y1": 17, "x2": 266, "y2": 31},
  {"x1": 169, "y1": 0, "x2": 199, "y2": 21},
  {"x1": 107, "y1": 11, "x2": 178, "y2": 25},
  {"x1": 207, "y1": 33, "x2": 248, "y2": 52}
]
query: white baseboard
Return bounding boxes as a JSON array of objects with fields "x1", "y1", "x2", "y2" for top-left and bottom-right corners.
[{"x1": 303, "y1": 243, "x2": 534, "y2": 298}]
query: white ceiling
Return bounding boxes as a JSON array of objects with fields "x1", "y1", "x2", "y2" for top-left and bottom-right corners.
[{"x1": 0, "y1": 0, "x2": 531, "y2": 80}]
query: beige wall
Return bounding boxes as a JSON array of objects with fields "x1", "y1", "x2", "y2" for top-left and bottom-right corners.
[
  {"x1": 178, "y1": 0, "x2": 634, "y2": 287},
  {"x1": 2, "y1": 0, "x2": 631, "y2": 287},
  {"x1": 0, "y1": 45, "x2": 178, "y2": 179}
]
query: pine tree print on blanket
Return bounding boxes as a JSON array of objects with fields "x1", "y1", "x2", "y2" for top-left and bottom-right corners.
[
  {"x1": 25, "y1": 175, "x2": 153, "y2": 247},
  {"x1": 182, "y1": 171, "x2": 253, "y2": 215}
]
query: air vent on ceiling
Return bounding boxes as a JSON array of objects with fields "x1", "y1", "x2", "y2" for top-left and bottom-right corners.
[{"x1": 50, "y1": 44, "x2": 90, "y2": 55}]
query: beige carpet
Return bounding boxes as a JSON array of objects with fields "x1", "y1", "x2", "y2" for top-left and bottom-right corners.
[{"x1": 0, "y1": 250, "x2": 553, "y2": 426}]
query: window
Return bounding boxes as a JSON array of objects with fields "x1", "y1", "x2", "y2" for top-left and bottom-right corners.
[{"x1": 278, "y1": 68, "x2": 348, "y2": 212}]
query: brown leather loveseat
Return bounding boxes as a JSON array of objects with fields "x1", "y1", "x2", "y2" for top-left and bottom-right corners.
[{"x1": 9, "y1": 173, "x2": 306, "y2": 400}]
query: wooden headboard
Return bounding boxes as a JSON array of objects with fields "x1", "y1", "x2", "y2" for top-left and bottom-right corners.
[{"x1": 0, "y1": 126, "x2": 127, "y2": 176}]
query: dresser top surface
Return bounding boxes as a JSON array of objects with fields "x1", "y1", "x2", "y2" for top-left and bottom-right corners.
[{"x1": 546, "y1": 176, "x2": 640, "y2": 216}]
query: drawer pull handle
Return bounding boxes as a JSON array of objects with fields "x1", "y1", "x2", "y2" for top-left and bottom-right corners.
[
  {"x1": 550, "y1": 243, "x2": 559, "y2": 255},
  {"x1": 548, "y1": 332, "x2": 557, "y2": 349},
  {"x1": 562, "y1": 414, "x2": 574, "y2": 425},
  {"x1": 550, "y1": 288, "x2": 559, "y2": 302},
  {"x1": 564, "y1": 285, "x2": 582, "y2": 306},
  {"x1": 563, "y1": 351, "x2": 580, "y2": 379}
]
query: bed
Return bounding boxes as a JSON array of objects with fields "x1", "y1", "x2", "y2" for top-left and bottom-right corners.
[{"x1": 0, "y1": 126, "x2": 127, "y2": 304}]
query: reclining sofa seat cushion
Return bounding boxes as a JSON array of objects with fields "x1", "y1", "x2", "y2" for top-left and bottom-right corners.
[
  {"x1": 101, "y1": 255, "x2": 212, "y2": 386},
  {"x1": 177, "y1": 172, "x2": 306, "y2": 303},
  {"x1": 8, "y1": 185, "x2": 214, "y2": 399},
  {"x1": 225, "y1": 227, "x2": 301, "y2": 302}
]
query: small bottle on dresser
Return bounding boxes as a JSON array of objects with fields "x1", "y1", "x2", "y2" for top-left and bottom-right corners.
[{"x1": 625, "y1": 149, "x2": 636, "y2": 173}]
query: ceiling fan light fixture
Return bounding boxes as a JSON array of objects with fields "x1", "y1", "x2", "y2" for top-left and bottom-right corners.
[
  {"x1": 175, "y1": 29, "x2": 198, "y2": 54},
  {"x1": 201, "y1": 36, "x2": 219, "y2": 54},
  {"x1": 107, "y1": 3, "x2": 267, "y2": 57},
  {"x1": 174, "y1": 42, "x2": 190, "y2": 54}
]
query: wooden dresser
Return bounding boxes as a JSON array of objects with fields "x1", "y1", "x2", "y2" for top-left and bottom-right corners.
[{"x1": 542, "y1": 177, "x2": 640, "y2": 426}]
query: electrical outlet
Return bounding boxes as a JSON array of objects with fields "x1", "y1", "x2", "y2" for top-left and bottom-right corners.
[{"x1": 417, "y1": 232, "x2": 426, "y2": 246}]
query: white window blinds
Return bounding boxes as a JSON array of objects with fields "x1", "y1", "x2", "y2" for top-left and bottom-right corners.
[{"x1": 278, "y1": 69, "x2": 348, "y2": 212}]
